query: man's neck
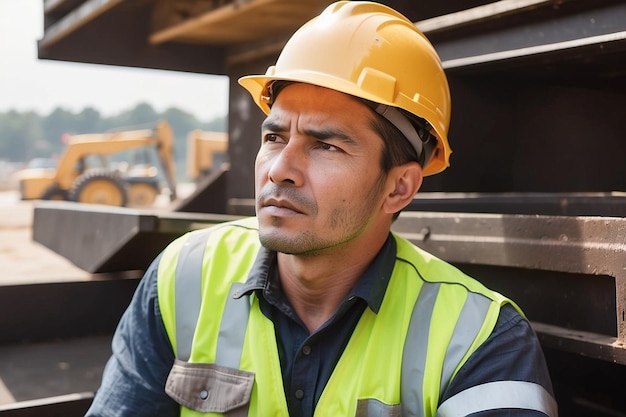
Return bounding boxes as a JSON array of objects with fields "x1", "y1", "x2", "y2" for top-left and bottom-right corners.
[{"x1": 276, "y1": 239, "x2": 385, "y2": 333}]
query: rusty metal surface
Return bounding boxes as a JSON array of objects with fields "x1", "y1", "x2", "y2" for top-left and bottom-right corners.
[
  {"x1": 392, "y1": 211, "x2": 626, "y2": 363},
  {"x1": 408, "y1": 192, "x2": 626, "y2": 217}
]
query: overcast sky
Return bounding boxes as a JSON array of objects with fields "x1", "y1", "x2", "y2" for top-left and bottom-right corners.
[{"x1": 0, "y1": 0, "x2": 229, "y2": 122}]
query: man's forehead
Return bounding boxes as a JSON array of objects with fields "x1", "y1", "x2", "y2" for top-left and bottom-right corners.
[
  {"x1": 267, "y1": 83, "x2": 372, "y2": 122},
  {"x1": 262, "y1": 102, "x2": 370, "y2": 135},
  {"x1": 270, "y1": 82, "x2": 366, "y2": 108}
]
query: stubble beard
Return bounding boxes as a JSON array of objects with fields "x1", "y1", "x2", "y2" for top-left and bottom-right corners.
[{"x1": 258, "y1": 172, "x2": 388, "y2": 256}]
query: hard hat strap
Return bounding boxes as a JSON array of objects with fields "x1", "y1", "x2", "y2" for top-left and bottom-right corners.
[{"x1": 373, "y1": 104, "x2": 436, "y2": 167}]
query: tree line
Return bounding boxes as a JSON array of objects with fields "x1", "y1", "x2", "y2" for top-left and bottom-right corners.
[{"x1": 0, "y1": 102, "x2": 227, "y2": 180}]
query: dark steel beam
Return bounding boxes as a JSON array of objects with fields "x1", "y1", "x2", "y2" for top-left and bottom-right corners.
[
  {"x1": 32, "y1": 202, "x2": 238, "y2": 273},
  {"x1": 38, "y1": 2, "x2": 227, "y2": 74},
  {"x1": 407, "y1": 192, "x2": 626, "y2": 217},
  {"x1": 39, "y1": 0, "x2": 123, "y2": 50},
  {"x1": 417, "y1": 0, "x2": 555, "y2": 34},
  {"x1": 171, "y1": 166, "x2": 229, "y2": 214},
  {"x1": 427, "y1": 1, "x2": 626, "y2": 71},
  {"x1": 0, "y1": 279, "x2": 139, "y2": 343}
]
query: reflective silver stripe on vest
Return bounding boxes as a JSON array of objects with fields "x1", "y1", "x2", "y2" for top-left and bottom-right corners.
[
  {"x1": 439, "y1": 292, "x2": 492, "y2": 396},
  {"x1": 356, "y1": 398, "x2": 401, "y2": 417},
  {"x1": 401, "y1": 282, "x2": 441, "y2": 417},
  {"x1": 172, "y1": 230, "x2": 253, "y2": 417},
  {"x1": 216, "y1": 282, "x2": 250, "y2": 369},
  {"x1": 401, "y1": 287, "x2": 494, "y2": 416},
  {"x1": 173, "y1": 230, "x2": 251, "y2": 369},
  {"x1": 174, "y1": 231, "x2": 211, "y2": 361},
  {"x1": 436, "y1": 381, "x2": 558, "y2": 417}
]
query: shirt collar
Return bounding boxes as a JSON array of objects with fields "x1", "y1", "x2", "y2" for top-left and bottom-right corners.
[{"x1": 236, "y1": 234, "x2": 397, "y2": 314}]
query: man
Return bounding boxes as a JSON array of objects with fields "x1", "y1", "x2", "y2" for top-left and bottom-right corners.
[{"x1": 87, "y1": 2, "x2": 557, "y2": 416}]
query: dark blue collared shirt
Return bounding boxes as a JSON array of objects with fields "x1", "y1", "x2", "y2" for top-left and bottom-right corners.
[{"x1": 87, "y1": 233, "x2": 553, "y2": 417}]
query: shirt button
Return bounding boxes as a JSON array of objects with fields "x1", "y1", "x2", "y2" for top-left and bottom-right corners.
[
  {"x1": 199, "y1": 389, "x2": 209, "y2": 400},
  {"x1": 302, "y1": 345, "x2": 311, "y2": 355},
  {"x1": 295, "y1": 389, "x2": 304, "y2": 400}
]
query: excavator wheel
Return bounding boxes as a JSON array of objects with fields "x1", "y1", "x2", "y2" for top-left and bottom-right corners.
[
  {"x1": 127, "y1": 181, "x2": 159, "y2": 207},
  {"x1": 41, "y1": 185, "x2": 69, "y2": 201},
  {"x1": 69, "y1": 170, "x2": 128, "y2": 207}
]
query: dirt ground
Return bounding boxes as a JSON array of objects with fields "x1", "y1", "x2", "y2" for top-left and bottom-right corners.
[{"x1": 0, "y1": 191, "x2": 91, "y2": 285}]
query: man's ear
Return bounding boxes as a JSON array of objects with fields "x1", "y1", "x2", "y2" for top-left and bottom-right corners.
[{"x1": 383, "y1": 162, "x2": 423, "y2": 214}]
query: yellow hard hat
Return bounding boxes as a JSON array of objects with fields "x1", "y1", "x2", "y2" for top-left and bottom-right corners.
[{"x1": 238, "y1": 1, "x2": 452, "y2": 175}]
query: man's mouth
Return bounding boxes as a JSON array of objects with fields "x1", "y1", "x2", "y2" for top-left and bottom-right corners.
[{"x1": 262, "y1": 197, "x2": 304, "y2": 214}]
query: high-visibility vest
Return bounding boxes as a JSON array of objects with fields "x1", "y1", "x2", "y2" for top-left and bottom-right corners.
[{"x1": 158, "y1": 217, "x2": 557, "y2": 417}]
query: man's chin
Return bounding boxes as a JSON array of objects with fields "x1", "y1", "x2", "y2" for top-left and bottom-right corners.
[{"x1": 259, "y1": 231, "x2": 293, "y2": 254}]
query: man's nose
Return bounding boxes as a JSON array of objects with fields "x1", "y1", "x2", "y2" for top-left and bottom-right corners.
[{"x1": 267, "y1": 140, "x2": 306, "y2": 186}]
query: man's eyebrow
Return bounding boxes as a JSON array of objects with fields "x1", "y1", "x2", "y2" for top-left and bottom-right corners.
[
  {"x1": 302, "y1": 127, "x2": 354, "y2": 144},
  {"x1": 261, "y1": 118, "x2": 358, "y2": 145},
  {"x1": 261, "y1": 119, "x2": 285, "y2": 132}
]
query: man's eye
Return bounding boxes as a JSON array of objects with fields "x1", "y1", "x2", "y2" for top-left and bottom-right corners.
[
  {"x1": 264, "y1": 133, "x2": 280, "y2": 143},
  {"x1": 318, "y1": 142, "x2": 340, "y2": 152}
]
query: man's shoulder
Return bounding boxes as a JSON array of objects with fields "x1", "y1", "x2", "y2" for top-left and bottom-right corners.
[
  {"x1": 392, "y1": 233, "x2": 514, "y2": 307},
  {"x1": 392, "y1": 232, "x2": 475, "y2": 284}
]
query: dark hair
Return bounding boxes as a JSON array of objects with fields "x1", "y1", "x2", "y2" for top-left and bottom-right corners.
[
  {"x1": 367, "y1": 114, "x2": 419, "y2": 220},
  {"x1": 264, "y1": 80, "x2": 292, "y2": 107},
  {"x1": 368, "y1": 113, "x2": 419, "y2": 173}
]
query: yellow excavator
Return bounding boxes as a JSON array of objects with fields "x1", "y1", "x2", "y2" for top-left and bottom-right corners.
[
  {"x1": 186, "y1": 129, "x2": 228, "y2": 180},
  {"x1": 17, "y1": 120, "x2": 177, "y2": 207}
]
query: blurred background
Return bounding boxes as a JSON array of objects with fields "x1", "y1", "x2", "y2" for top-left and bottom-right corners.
[{"x1": 0, "y1": 0, "x2": 229, "y2": 189}]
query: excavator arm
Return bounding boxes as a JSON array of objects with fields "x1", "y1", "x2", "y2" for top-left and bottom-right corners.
[{"x1": 153, "y1": 120, "x2": 177, "y2": 200}]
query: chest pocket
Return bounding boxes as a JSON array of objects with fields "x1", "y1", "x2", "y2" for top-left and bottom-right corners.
[{"x1": 166, "y1": 360, "x2": 254, "y2": 414}]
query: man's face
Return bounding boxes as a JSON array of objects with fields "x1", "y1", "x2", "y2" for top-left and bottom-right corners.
[{"x1": 254, "y1": 83, "x2": 390, "y2": 256}]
